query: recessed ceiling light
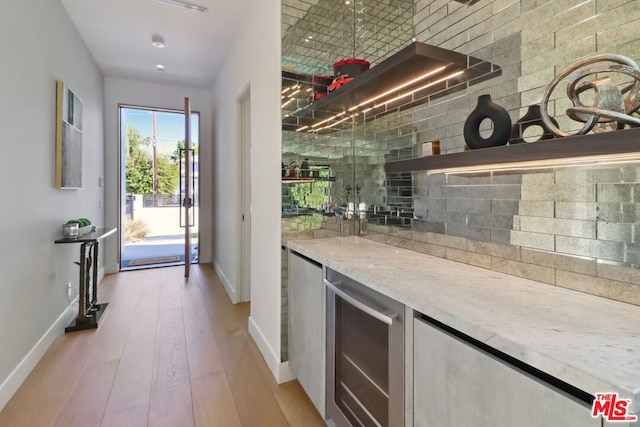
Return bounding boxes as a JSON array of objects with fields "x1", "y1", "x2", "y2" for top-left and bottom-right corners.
[
  {"x1": 156, "y1": 64, "x2": 165, "y2": 72},
  {"x1": 345, "y1": 0, "x2": 351, "y2": 4},
  {"x1": 152, "y1": 35, "x2": 165, "y2": 48},
  {"x1": 153, "y1": 0, "x2": 207, "y2": 13}
]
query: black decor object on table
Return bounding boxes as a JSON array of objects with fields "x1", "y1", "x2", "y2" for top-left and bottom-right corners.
[
  {"x1": 464, "y1": 94, "x2": 512, "y2": 149},
  {"x1": 509, "y1": 104, "x2": 558, "y2": 144}
]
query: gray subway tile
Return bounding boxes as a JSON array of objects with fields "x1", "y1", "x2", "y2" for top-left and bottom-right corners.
[
  {"x1": 427, "y1": 232, "x2": 467, "y2": 249},
  {"x1": 517, "y1": 200, "x2": 555, "y2": 217},
  {"x1": 446, "y1": 223, "x2": 492, "y2": 242},
  {"x1": 556, "y1": 270, "x2": 640, "y2": 306},
  {"x1": 491, "y1": 228, "x2": 513, "y2": 246},
  {"x1": 446, "y1": 186, "x2": 469, "y2": 199},
  {"x1": 597, "y1": 261, "x2": 640, "y2": 286},
  {"x1": 555, "y1": 202, "x2": 598, "y2": 220},
  {"x1": 467, "y1": 185, "x2": 522, "y2": 200},
  {"x1": 491, "y1": 200, "x2": 520, "y2": 216},
  {"x1": 519, "y1": 216, "x2": 596, "y2": 239},
  {"x1": 625, "y1": 244, "x2": 640, "y2": 265},
  {"x1": 446, "y1": 198, "x2": 491, "y2": 213},
  {"x1": 445, "y1": 247, "x2": 493, "y2": 269},
  {"x1": 597, "y1": 183, "x2": 632, "y2": 203},
  {"x1": 511, "y1": 230, "x2": 555, "y2": 251},
  {"x1": 490, "y1": 171, "x2": 523, "y2": 185},
  {"x1": 593, "y1": 167, "x2": 623, "y2": 183},
  {"x1": 520, "y1": 248, "x2": 597, "y2": 276},
  {"x1": 491, "y1": 257, "x2": 556, "y2": 285},
  {"x1": 596, "y1": 222, "x2": 633, "y2": 243},
  {"x1": 597, "y1": 203, "x2": 623, "y2": 222},
  {"x1": 622, "y1": 204, "x2": 640, "y2": 223},
  {"x1": 446, "y1": 173, "x2": 492, "y2": 185},
  {"x1": 467, "y1": 213, "x2": 515, "y2": 229},
  {"x1": 467, "y1": 239, "x2": 520, "y2": 260},
  {"x1": 410, "y1": 239, "x2": 447, "y2": 258},
  {"x1": 413, "y1": 220, "x2": 446, "y2": 234}
]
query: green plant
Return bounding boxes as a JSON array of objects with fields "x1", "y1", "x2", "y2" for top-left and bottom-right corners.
[{"x1": 125, "y1": 218, "x2": 150, "y2": 243}]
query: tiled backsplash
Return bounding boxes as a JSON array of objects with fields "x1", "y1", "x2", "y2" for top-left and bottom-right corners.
[{"x1": 281, "y1": 0, "x2": 640, "y2": 319}]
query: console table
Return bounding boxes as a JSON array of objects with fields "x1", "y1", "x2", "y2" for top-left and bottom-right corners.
[{"x1": 55, "y1": 228, "x2": 116, "y2": 332}]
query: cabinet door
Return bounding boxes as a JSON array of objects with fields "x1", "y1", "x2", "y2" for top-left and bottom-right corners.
[
  {"x1": 288, "y1": 251, "x2": 325, "y2": 417},
  {"x1": 413, "y1": 317, "x2": 600, "y2": 427}
]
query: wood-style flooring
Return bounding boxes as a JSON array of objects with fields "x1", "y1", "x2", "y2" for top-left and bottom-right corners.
[{"x1": 0, "y1": 264, "x2": 325, "y2": 427}]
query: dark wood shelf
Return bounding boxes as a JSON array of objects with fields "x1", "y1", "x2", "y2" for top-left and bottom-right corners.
[
  {"x1": 282, "y1": 42, "x2": 501, "y2": 132},
  {"x1": 384, "y1": 127, "x2": 640, "y2": 174}
]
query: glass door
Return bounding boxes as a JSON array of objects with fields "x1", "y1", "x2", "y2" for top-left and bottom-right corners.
[{"x1": 119, "y1": 106, "x2": 199, "y2": 270}]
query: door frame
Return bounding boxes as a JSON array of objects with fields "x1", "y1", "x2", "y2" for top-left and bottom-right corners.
[
  {"x1": 237, "y1": 86, "x2": 252, "y2": 302},
  {"x1": 116, "y1": 103, "x2": 201, "y2": 270}
]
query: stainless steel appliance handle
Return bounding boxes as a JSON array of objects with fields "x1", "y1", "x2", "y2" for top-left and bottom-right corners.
[{"x1": 323, "y1": 279, "x2": 395, "y2": 325}]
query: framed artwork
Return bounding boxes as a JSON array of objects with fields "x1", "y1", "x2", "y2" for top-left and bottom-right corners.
[{"x1": 55, "y1": 80, "x2": 83, "y2": 189}]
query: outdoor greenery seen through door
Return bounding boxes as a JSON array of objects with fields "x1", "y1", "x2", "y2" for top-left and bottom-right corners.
[{"x1": 120, "y1": 106, "x2": 199, "y2": 269}]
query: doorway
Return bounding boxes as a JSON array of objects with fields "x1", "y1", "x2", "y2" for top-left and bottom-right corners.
[
  {"x1": 119, "y1": 106, "x2": 199, "y2": 270},
  {"x1": 239, "y1": 89, "x2": 251, "y2": 301}
]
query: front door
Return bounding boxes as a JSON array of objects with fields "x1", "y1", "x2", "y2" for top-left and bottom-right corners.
[{"x1": 119, "y1": 106, "x2": 199, "y2": 270}]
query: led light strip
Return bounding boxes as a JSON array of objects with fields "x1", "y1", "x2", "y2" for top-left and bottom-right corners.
[
  {"x1": 373, "y1": 70, "x2": 464, "y2": 108},
  {"x1": 428, "y1": 153, "x2": 640, "y2": 175},
  {"x1": 153, "y1": 0, "x2": 207, "y2": 12},
  {"x1": 311, "y1": 112, "x2": 345, "y2": 128},
  {"x1": 348, "y1": 65, "x2": 447, "y2": 112},
  {"x1": 281, "y1": 98, "x2": 294, "y2": 109}
]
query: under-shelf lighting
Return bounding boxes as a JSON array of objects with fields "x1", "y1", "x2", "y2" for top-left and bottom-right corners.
[
  {"x1": 348, "y1": 65, "x2": 447, "y2": 112},
  {"x1": 429, "y1": 153, "x2": 640, "y2": 175},
  {"x1": 312, "y1": 112, "x2": 345, "y2": 129},
  {"x1": 296, "y1": 125, "x2": 309, "y2": 132},
  {"x1": 373, "y1": 70, "x2": 464, "y2": 108},
  {"x1": 281, "y1": 98, "x2": 294, "y2": 109},
  {"x1": 153, "y1": 0, "x2": 207, "y2": 12}
]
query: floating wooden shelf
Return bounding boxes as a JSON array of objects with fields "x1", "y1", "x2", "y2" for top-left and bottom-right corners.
[
  {"x1": 384, "y1": 128, "x2": 640, "y2": 174},
  {"x1": 282, "y1": 42, "x2": 502, "y2": 132}
]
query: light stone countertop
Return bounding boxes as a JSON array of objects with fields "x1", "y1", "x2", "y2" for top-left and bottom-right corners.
[{"x1": 287, "y1": 236, "x2": 640, "y2": 412}]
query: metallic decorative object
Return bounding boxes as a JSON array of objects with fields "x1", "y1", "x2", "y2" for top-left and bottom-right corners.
[
  {"x1": 509, "y1": 104, "x2": 558, "y2": 144},
  {"x1": 540, "y1": 53, "x2": 640, "y2": 137}
]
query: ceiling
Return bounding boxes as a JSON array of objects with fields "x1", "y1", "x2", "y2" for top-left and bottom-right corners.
[{"x1": 61, "y1": 0, "x2": 250, "y2": 88}]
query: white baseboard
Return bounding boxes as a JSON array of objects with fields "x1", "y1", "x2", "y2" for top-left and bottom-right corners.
[
  {"x1": 214, "y1": 260, "x2": 238, "y2": 303},
  {"x1": 248, "y1": 316, "x2": 295, "y2": 384},
  {"x1": 0, "y1": 305, "x2": 76, "y2": 412}
]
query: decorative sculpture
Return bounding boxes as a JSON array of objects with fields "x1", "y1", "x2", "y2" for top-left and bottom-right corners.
[
  {"x1": 540, "y1": 53, "x2": 640, "y2": 137},
  {"x1": 463, "y1": 94, "x2": 512, "y2": 149},
  {"x1": 509, "y1": 104, "x2": 558, "y2": 144}
]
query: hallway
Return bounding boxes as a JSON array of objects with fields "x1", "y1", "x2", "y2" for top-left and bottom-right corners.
[{"x1": 0, "y1": 265, "x2": 324, "y2": 427}]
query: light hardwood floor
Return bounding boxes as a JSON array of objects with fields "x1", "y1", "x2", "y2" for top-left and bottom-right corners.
[{"x1": 0, "y1": 265, "x2": 326, "y2": 427}]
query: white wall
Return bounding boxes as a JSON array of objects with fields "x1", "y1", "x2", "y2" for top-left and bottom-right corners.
[
  {"x1": 103, "y1": 77, "x2": 213, "y2": 272},
  {"x1": 211, "y1": 0, "x2": 286, "y2": 380},
  {"x1": 0, "y1": 0, "x2": 104, "y2": 410}
]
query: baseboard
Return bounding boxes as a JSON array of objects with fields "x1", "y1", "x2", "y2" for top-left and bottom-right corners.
[
  {"x1": 248, "y1": 316, "x2": 295, "y2": 384},
  {"x1": 0, "y1": 304, "x2": 76, "y2": 412},
  {"x1": 214, "y1": 260, "x2": 238, "y2": 303}
]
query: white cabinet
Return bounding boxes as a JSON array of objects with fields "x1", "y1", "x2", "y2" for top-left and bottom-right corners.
[
  {"x1": 413, "y1": 316, "x2": 601, "y2": 427},
  {"x1": 288, "y1": 251, "x2": 326, "y2": 417}
]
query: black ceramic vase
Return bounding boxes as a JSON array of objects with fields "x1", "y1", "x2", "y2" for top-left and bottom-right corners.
[
  {"x1": 463, "y1": 94, "x2": 512, "y2": 149},
  {"x1": 509, "y1": 104, "x2": 558, "y2": 144}
]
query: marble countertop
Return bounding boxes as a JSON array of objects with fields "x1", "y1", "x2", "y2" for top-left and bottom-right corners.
[{"x1": 287, "y1": 236, "x2": 640, "y2": 412}]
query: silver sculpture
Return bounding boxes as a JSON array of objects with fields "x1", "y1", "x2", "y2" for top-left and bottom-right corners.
[{"x1": 540, "y1": 53, "x2": 640, "y2": 137}]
